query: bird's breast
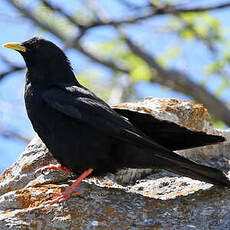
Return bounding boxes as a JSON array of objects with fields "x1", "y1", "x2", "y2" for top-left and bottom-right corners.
[{"x1": 24, "y1": 84, "x2": 114, "y2": 173}]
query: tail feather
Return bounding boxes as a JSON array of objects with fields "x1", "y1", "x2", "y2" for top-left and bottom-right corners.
[
  {"x1": 164, "y1": 160, "x2": 229, "y2": 187},
  {"x1": 153, "y1": 150, "x2": 230, "y2": 187},
  {"x1": 121, "y1": 144, "x2": 230, "y2": 187}
]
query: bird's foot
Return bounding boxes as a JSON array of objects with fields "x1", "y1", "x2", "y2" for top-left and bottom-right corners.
[
  {"x1": 49, "y1": 168, "x2": 93, "y2": 204},
  {"x1": 36, "y1": 164, "x2": 71, "y2": 175}
]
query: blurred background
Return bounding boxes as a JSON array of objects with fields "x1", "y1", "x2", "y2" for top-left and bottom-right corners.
[{"x1": 0, "y1": 0, "x2": 230, "y2": 173}]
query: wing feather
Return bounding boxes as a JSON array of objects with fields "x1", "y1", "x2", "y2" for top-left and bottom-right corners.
[{"x1": 42, "y1": 86, "x2": 167, "y2": 151}]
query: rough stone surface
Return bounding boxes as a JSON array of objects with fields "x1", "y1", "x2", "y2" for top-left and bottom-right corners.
[{"x1": 0, "y1": 98, "x2": 230, "y2": 229}]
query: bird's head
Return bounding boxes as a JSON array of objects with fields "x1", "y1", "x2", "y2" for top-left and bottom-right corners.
[{"x1": 3, "y1": 37, "x2": 74, "y2": 83}]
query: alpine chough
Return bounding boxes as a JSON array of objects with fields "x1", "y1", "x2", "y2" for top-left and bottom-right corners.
[{"x1": 3, "y1": 37, "x2": 230, "y2": 203}]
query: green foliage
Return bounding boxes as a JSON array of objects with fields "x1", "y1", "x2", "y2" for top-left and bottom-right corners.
[
  {"x1": 213, "y1": 120, "x2": 226, "y2": 129},
  {"x1": 206, "y1": 60, "x2": 225, "y2": 75},
  {"x1": 35, "y1": 2, "x2": 76, "y2": 37},
  {"x1": 157, "y1": 46, "x2": 181, "y2": 66},
  {"x1": 90, "y1": 39, "x2": 152, "y2": 82},
  {"x1": 72, "y1": 6, "x2": 95, "y2": 24},
  {"x1": 216, "y1": 79, "x2": 230, "y2": 97},
  {"x1": 169, "y1": 11, "x2": 230, "y2": 108},
  {"x1": 206, "y1": 50, "x2": 230, "y2": 74},
  {"x1": 76, "y1": 70, "x2": 112, "y2": 101},
  {"x1": 123, "y1": 54, "x2": 151, "y2": 82},
  {"x1": 205, "y1": 48, "x2": 230, "y2": 97},
  {"x1": 178, "y1": 13, "x2": 222, "y2": 41}
]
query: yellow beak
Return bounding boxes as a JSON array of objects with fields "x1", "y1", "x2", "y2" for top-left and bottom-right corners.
[{"x1": 2, "y1": 42, "x2": 26, "y2": 52}]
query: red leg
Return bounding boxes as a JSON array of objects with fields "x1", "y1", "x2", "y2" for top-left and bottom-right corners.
[
  {"x1": 50, "y1": 168, "x2": 93, "y2": 204},
  {"x1": 36, "y1": 164, "x2": 71, "y2": 175}
]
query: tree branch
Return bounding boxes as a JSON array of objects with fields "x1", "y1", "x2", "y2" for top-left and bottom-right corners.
[
  {"x1": 83, "y1": 2, "x2": 230, "y2": 28},
  {"x1": 122, "y1": 35, "x2": 230, "y2": 125},
  {"x1": 38, "y1": 0, "x2": 230, "y2": 30},
  {"x1": 41, "y1": 0, "x2": 85, "y2": 28}
]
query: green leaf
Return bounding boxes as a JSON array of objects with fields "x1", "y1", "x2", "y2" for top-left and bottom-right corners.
[
  {"x1": 180, "y1": 29, "x2": 195, "y2": 39},
  {"x1": 124, "y1": 54, "x2": 151, "y2": 81},
  {"x1": 130, "y1": 63, "x2": 151, "y2": 81},
  {"x1": 205, "y1": 61, "x2": 225, "y2": 75},
  {"x1": 214, "y1": 120, "x2": 225, "y2": 129}
]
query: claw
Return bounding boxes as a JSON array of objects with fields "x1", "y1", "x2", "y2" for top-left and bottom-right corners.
[
  {"x1": 36, "y1": 164, "x2": 71, "y2": 176},
  {"x1": 51, "y1": 194, "x2": 67, "y2": 204},
  {"x1": 51, "y1": 190, "x2": 83, "y2": 204}
]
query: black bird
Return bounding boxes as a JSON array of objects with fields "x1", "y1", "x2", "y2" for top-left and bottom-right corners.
[{"x1": 3, "y1": 37, "x2": 230, "y2": 203}]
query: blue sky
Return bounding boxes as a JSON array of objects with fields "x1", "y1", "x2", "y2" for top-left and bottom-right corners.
[{"x1": 0, "y1": 0, "x2": 230, "y2": 173}]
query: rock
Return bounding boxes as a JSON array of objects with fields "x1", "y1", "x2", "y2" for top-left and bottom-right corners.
[
  {"x1": 113, "y1": 97, "x2": 219, "y2": 134},
  {"x1": 0, "y1": 98, "x2": 230, "y2": 229}
]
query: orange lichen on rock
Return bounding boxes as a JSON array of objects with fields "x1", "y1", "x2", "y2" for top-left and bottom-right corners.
[
  {"x1": 143, "y1": 107, "x2": 152, "y2": 114},
  {"x1": 21, "y1": 162, "x2": 32, "y2": 172},
  {"x1": 0, "y1": 167, "x2": 12, "y2": 183},
  {"x1": 200, "y1": 151, "x2": 210, "y2": 160},
  {"x1": 15, "y1": 185, "x2": 65, "y2": 209},
  {"x1": 187, "y1": 104, "x2": 209, "y2": 129},
  {"x1": 2, "y1": 210, "x2": 10, "y2": 215},
  {"x1": 196, "y1": 104, "x2": 208, "y2": 117},
  {"x1": 15, "y1": 189, "x2": 32, "y2": 209}
]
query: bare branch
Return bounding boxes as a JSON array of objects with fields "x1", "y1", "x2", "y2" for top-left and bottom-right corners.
[
  {"x1": 83, "y1": 2, "x2": 230, "y2": 28},
  {"x1": 71, "y1": 43, "x2": 129, "y2": 73},
  {"x1": 41, "y1": 0, "x2": 230, "y2": 30},
  {"x1": 41, "y1": 0, "x2": 84, "y2": 28},
  {"x1": 7, "y1": 0, "x2": 66, "y2": 40}
]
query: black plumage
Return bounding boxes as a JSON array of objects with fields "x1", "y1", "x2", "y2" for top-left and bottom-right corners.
[
  {"x1": 3, "y1": 37, "x2": 230, "y2": 202},
  {"x1": 113, "y1": 106, "x2": 225, "y2": 151}
]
